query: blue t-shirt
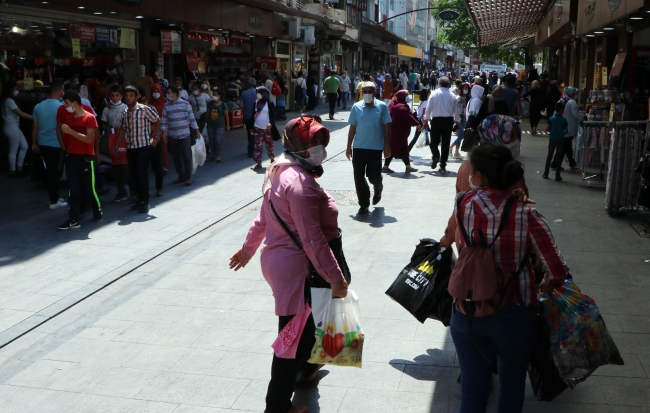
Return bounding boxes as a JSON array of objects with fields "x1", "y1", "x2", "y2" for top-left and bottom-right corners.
[
  {"x1": 33, "y1": 98, "x2": 63, "y2": 147},
  {"x1": 240, "y1": 88, "x2": 257, "y2": 121},
  {"x1": 548, "y1": 114, "x2": 568, "y2": 139},
  {"x1": 501, "y1": 86, "x2": 520, "y2": 117},
  {"x1": 348, "y1": 99, "x2": 392, "y2": 150}
]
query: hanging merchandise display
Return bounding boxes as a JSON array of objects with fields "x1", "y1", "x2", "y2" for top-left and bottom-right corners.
[
  {"x1": 577, "y1": 121, "x2": 610, "y2": 186},
  {"x1": 604, "y1": 121, "x2": 649, "y2": 215}
]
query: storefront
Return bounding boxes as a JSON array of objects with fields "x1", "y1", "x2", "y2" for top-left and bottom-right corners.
[{"x1": 397, "y1": 45, "x2": 423, "y2": 71}]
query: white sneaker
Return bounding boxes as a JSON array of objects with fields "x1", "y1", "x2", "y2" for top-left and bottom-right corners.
[{"x1": 50, "y1": 199, "x2": 68, "y2": 210}]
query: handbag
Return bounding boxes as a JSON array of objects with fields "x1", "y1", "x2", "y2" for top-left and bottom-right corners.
[{"x1": 269, "y1": 198, "x2": 351, "y2": 289}]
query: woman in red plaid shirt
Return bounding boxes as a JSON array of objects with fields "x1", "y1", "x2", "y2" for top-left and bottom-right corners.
[{"x1": 451, "y1": 142, "x2": 568, "y2": 413}]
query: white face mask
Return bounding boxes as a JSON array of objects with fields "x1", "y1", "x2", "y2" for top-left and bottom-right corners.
[
  {"x1": 166, "y1": 93, "x2": 173, "y2": 101},
  {"x1": 463, "y1": 89, "x2": 469, "y2": 95},
  {"x1": 256, "y1": 93, "x2": 263, "y2": 100},
  {"x1": 193, "y1": 90, "x2": 200, "y2": 96},
  {"x1": 213, "y1": 95, "x2": 220, "y2": 101},
  {"x1": 201, "y1": 84, "x2": 208, "y2": 89},
  {"x1": 12, "y1": 90, "x2": 19, "y2": 97},
  {"x1": 305, "y1": 145, "x2": 327, "y2": 166},
  {"x1": 111, "y1": 99, "x2": 121, "y2": 105},
  {"x1": 152, "y1": 92, "x2": 161, "y2": 99},
  {"x1": 468, "y1": 174, "x2": 479, "y2": 190},
  {"x1": 363, "y1": 94, "x2": 374, "y2": 104},
  {"x1": 65, "y1": 105, "x2": 74, "y2": 113},
  {"x1": 405, "y1": 95, "x2": 412, "y2": 103}
]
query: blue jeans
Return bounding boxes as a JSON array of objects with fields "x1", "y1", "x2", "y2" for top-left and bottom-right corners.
[
  {"x1": 451, "y1": 303, "x2": 537, "y2": 413},
  {"x1": 451, "y1": 114, "x2": 466, "y2": 149},
  {"x1": 341, "y1": 91, "x2": 348, "y2": 109},
  {"x1": 408, "y1": 82, "x2": 415, "y2": 91}
]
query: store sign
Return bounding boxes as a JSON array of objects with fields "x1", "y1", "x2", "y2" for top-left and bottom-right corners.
[
  {"x1": 96, "y1": 25, "x2": 119, "y2": 46},
  {"x1": 584, "y1": 0, "x2": 596, "y2": 24},
  {"x1": 186, "y1": 55, "x2": 199, "y2": 71},
  {"x1": 248, "y1": 12, "x2": 263, "y2": 30},
  {"x1": 602, "y1": 67, "x2": 608, "y2": 86},
  {"x1": 113, "y1": 0, "x2": 142, "y2": 6},
  {"x1": 253, "y1": 56, "x2": 277, "y2": 70},
  {"x1": 437, "y1": 10, "x2": 460, "y2": 22},
  {"x1": 610, "y1": 52, "x2": 627, "y2": 77},
  {"x1": 71, "y1": 38, "x2": 82, "y2": 58},
  {"x1": 119, "y1": 28, "x2": 136, "y2": 49},
  {"x1": 161, "y1": 30, "x2": 182, "y2": 54},
  {"x1": 69, "y1": 22, "x2": 96, "y2": 43}
]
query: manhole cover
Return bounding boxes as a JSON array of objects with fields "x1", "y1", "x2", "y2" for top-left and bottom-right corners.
[{"x1": 326, "y1": 190, "x2": 360, "y2": 206}]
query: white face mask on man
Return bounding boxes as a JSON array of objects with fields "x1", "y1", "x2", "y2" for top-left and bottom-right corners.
[
  {"x1": 201, "y1": 84, "x2": 208, "y2": 90},
  {"x1": 363, "y1": 94, "x2": 374, "y2": 104},
  {"x1": 305, "y1": 145, "x2": 327, "y2": 166},
  {"x1": 152, "y1": 92, "x2": 161, "y2": 99}
]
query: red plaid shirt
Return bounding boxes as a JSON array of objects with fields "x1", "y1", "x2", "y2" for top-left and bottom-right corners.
[{"x1": 454, "y1": 188, "x2": 568, "y2": 306}]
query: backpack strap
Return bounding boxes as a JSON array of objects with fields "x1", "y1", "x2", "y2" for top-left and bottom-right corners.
[{"x1": 455, "y1": 191, "x2": 473, "y2": 247}]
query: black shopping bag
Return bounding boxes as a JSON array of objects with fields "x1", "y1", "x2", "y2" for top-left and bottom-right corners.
[
  {"x1": 30, "y1": 152, "x2": 46, "y2": 182},
  {"x1": 527, "y1": 309, "x2": 568, "y2": 401},
  {"x1": 385, "y1": 239, "x2": 454, "y2": 325}
]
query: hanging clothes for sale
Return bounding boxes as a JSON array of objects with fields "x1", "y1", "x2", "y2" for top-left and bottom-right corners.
[
  {"x1": 579, "y1": 121, "x2": 611, "y2": 185},
  {"x1": 604, "y1": 121, "x2": 649, "y2": 215}
]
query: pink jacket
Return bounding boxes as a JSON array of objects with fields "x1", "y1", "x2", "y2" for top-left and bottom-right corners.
[{"x1": 242, "y1": 165, "x2": 344, "y2": 316}]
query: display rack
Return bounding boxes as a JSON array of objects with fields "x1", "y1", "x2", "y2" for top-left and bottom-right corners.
[
  {"x1": 604, "y1": 121, "x2": 649, "y2": 215},
  {"x1": 577, "y1": 121, "x2": 611, "y2": 187}
]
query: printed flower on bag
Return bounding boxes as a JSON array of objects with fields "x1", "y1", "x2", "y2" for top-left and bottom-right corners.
[
  {"x1": 504, "y1": 121, "x2": 513, "y2": 132},
  {"x1": 490, "y1": 124, "x2": 499, "y2": 135},
  {"x1": 324, "y1": 322, "x2": 334, "y2": 335}
]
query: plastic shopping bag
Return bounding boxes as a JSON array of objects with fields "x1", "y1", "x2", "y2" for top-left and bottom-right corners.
[
  {"x1": 415, "y1": 131, "x2": 428, "y2": 148},
  {"x1": 107, "y1": 132, "x2": 128, "y2": 165},
  {"x1": 191, "y1": 134, "x2": 207, "y2": 174},
  {"x1": 308, "y1": 288, "x2": 364, "y2": 368},
  {"x1": 542, "y1": 279, "x2": 624, "y2": 388},
  {"x1": 385, "y1": 238, "x2": 455, "y2": 325}
]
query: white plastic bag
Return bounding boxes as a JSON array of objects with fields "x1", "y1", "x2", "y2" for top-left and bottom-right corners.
[
  {"x1": 415, "y1": 131, "x2": 428, "y2": 148},
  {"x1": 201, "y1": 123, "x2": 208, "y2": 138},
  {"x1": 191, "y1": 134, "x2": 207, "y2": 174},
  {"x1": 308, "y1": 288, "x2": 364, "y2": 368}
]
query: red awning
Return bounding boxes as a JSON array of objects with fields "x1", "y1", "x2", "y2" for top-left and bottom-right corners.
[{"x1": 464, "y1": 0, "x2": 549, "y2": 46}]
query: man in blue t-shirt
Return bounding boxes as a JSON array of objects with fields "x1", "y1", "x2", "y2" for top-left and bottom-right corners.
[
  {"x1": 32, "y1": 82, "x2": 67, "y2": 209},
  {"x1": 501, "y1": 75, "x2": 523, "y2": 119},
  {"x1": 240, "y1": 78, "x2": 258, "y2": 157},
  {"x1": 544, "y1": 102, "x2": 569, "y2": 181},
  {"x1": 346, "y1": 81, "x2": 392, "y2": 215}
]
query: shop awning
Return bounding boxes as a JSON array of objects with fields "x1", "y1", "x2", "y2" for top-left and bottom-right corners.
[
  {"x1": 362, "y1": 23, "x2": 414, "y2": 48},
  {"x1": 464, "y1": 0, "x2": 549, "y2": 46}
]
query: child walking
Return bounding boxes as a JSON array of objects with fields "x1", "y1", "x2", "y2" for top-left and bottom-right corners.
[
  {"x1": 544, "y1": 102, "x2": 569, "y2": 181},
  {"x1": 206, "y1": 89, "x2": 229, "y2": 162}
]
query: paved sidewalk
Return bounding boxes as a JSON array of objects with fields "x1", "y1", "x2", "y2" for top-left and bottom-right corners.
[
  {"x1": 0, "y1": 117, "x2": 649, "y2": 412},
  {"x1": 0, "y1": 107, "x2": 352, "y2": 345}
]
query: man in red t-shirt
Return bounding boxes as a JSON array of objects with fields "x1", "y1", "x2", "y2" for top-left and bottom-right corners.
[{"x1": 56, "y1": 92, "x2": 102, "y2": 230}]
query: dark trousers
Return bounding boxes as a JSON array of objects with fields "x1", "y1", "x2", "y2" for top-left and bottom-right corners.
[
  {"x1": 168, "y1": 137, "x2": 193, "y2": 180},
  {"x1": 352, "y1": 148, "x2": 383, "y2": 208},
  {"x1": 564, "y1": 136, "x2": 575, "y2": 166},
  {"x1": 429, "y1": 117, "x2": 454, "y2": 168},
  {"x1": 529, "y1": 110, "x2": 542, "y2": 129},
  {"x1": 451, "y1": 304, "x2": 537, "y2": 413},
  {"x1": 544, "y1": 139, "x2": 565, "y2": 177},
  {"x1": 265, "y1": 313, "x2": 317, "y2": 413},
  {"x1": 384, "y1": 156, "x2": 408, "y2": 167},
  {"x1": 65, "y1": 154, "x2": 101, "y2": 221},
  {"x1": 151, "y1": 142, "x2": 164, "y2": 191},
  {"x1": 244, "y1": 119, "x2": 255, "y2": 156},
  {"x1": 127, "y1": 146, "x2": 152, "y2": 204},
  {"x1": 40, "y1": 145, "x2": 62, "y2": 204},
  {"x1": 113, "y1": 164, "x2": 133, "y2": 196},
  {"x1": 326, "y1": 92, "x2": 338, "y2": 117}
]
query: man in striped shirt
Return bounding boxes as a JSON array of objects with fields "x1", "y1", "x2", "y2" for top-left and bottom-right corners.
[
  {"x1": 115, "y1": 86, "x2": 160, "y2": 214},
  {"x1": 160, "y1": 85, "x2": 199, "y2": 186}
]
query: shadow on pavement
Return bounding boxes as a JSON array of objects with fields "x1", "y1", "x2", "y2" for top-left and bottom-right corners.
[{"x1": 349, "y1": 207, "x2": 398, "y2": 228}]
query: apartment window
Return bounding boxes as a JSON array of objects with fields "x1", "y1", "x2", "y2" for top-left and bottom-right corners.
[
  {"x1": 388, "y1": 20, "x2": 394, "y2": 33},
  {"x1": 389, "y1": 0, "x2": 394, "y2": 10}
]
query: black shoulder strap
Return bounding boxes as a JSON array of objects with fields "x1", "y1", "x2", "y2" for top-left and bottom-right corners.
[
  {"x1": 455, "y1": 191, "x2": 472, "y2": 246},
  {"x1": 269, "y1": 198, "x2": 303, "y2": 251}
]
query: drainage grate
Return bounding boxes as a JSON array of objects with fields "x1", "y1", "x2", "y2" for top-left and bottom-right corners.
[
  {"x1": 326, "y1": 190, "x2": 360, "y2": 206},
  {"x1": 630, "y1": 221, "x2": 650, "y2": 238}
]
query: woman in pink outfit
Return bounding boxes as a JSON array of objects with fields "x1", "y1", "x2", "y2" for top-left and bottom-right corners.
[{"x1": 229, "y1": 116, "x2": 348, "y2": 413}]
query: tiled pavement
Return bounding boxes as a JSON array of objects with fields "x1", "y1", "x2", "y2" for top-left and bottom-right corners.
[{"x1": 0, "y1": 109, "x2": 649, "y2": 412}]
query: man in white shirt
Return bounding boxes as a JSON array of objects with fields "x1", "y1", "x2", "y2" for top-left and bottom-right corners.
[
  {"x1": 399, "y1": 70, "x2": 409, "y2": 91},
  {"x1": 338, "y1": 71, "x2": 352, "y2": 110},
  {"x1": 422, "y1": 76, "x2": 459, "y2": 173}
]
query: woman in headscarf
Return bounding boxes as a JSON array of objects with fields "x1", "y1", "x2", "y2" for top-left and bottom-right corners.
[
  {"x1": 523, "y1": 80, "x2": 545, "y2": 135},
  {"x1": 382, "y1": 90, "x2": 420, "y2": 173},
  {"x1": 558, "y1": 86, "x2": 582, "y2": 168},
  {"x1": 252, "y1": 86, "x2": 278, "y2": 170},
  {"x1": 230, "y1": 116, "x2": 348, "y2": 413},
  {"x1": 471, "y1": 84, "x2": 509, "y2": 130}
]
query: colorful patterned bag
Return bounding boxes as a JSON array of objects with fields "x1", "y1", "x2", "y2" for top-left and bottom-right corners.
[
  {"x1": 308, "y1": 288, "x2": 364, "y2": 368},
  {"x1": 542, "y1": 279, "x2": 624, "y2": 388}
]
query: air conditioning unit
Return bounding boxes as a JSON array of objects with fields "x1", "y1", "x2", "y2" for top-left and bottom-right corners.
[
  {"x1": 282, "y1": 18, "x2": 301, "y2": 40},
  {"x1": 321, "y1": 40, "x2": 341, "y2": 53},
  {"x1": 296, "y1": 26, "x2": 315, "y2": 45}
]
